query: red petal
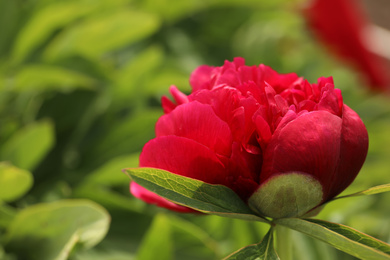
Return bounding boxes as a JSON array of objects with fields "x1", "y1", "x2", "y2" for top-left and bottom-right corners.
[
  {"x1": 155, "y1": 101, "x2": 233, "y2": 157},
  {"x1": 140, "y1": 135, "x2": 228, "y2": 185},
  {"x1": 260, "y1": 111, "x2": 343, "y2": 200},
  {"x1": 190, "y1": 65, "x2": 214, "y2": 91},
  {"x1": 328, "y1": 105, "x2": 368, "y2": 198}
]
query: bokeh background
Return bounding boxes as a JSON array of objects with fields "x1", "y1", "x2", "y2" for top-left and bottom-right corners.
[{"x1": 0, "y1": 0, "x2": 389, "y2": 259}]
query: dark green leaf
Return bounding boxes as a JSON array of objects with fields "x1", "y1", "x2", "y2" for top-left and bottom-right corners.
[
  {"x1": 275, "y1": 218, "x2": 390, "y2": 260},
  {"x1": 125, "y1": 167, "x2": 269, "y2": 223},
  {"x1": 224, "y1": 227, "x2": 279, "y2": 260}
]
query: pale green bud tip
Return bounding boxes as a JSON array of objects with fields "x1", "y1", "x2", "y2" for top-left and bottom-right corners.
[{"x1": 248, "y1": 172, "x2": 323, "y2": 219}]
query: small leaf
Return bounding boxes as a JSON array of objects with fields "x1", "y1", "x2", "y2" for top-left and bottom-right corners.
[
  {"x1": 136, "y1": 214, "x2": 173, "y2": 260},
  {"x1": 333, "y1": 183, "x2": 390, "y2": 201},
  {"x1": 125, "y1": 167, "x2": 269, "y2": 223},
  {"x1": 224, "y1": 227, "x2": 279, "y2": 260},
  {"x1": 0, "y1": 162, "x2": 33, "y2": 202},
  {"x1": 275, "y1": 218, "x2": 390, "y2": 260},
  {"x1": 0, "y1": 120, "x2": 55, "y2": 170},
  {"x1": 5, "y1": 199, "x2": 110, "y2": 260}
]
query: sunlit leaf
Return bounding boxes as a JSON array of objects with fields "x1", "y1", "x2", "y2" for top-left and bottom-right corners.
[
  {"x1": 0, "y1": 162, "x2": 33, "y2": 202},
  {"x1": 9, "y1": 64, "x2": 96, "y2": 92},
  {"x1": 224, "y1": 227, "x2": 279, "y2": 260},
  {"x1": 136, "y1": 214, "x2": 173, "y2": 260},
  {"x1": 333, "y1": 183, "x2": 390, "y2": 201},
  {"x1": 125, "y1": 167, "x2": 269, "y2": 223},
  {"x1": 5, "y1": 199, "x2": 110, "y2": 260},
  {"x1": 11, "y1": 2, "x2": 98, "y2": 63},
  {"x1": 275, "y1": 218, "x2": 390, "y2": 260},
  {"x1": 0, "y1": 120, "x2": 55, "y2": 170},
  {"x1": 44, "y1": 10, "x2": 160, "y2": 60}
]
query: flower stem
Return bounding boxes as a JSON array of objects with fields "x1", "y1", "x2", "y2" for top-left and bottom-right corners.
[{"x1": 275, "y1": 224, "x2": 293, "y2": 260}]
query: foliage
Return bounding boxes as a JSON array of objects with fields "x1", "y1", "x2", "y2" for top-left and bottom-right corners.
[{"x1": 0, "y1": 0, "x2": 389, "y2": 259}]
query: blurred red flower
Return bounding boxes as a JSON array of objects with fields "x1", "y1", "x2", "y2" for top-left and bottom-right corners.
[{"x1": 304, "y1": 0, "x2": 390, "y2": 91}]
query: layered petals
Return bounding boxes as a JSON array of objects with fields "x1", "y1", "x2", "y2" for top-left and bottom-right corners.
[{"x1": 131, "y1": 57, "x2": 368, "y2": 217}]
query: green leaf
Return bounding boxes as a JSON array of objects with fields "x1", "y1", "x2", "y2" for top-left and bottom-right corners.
[
  {"x1": 89, "y1": 109, "x2": 161, "y2": 161},
  {"x1": 125, "y1": 167, "x2": 269, "y2": 223},
  {"x1": 44, "y1": 10, "x2": 160, "y2": 60},
  {"x1": 115, "y1": 45, "x2": 164, "y2": 100},
  {"x1": 0, "y1": 162, "x2": 33, "y2": 202},
  {"x1": 85, "y1": 153, "x2": 139, "y2": 186},
  {"x1": 136, "y1": 214, "x2": 173, "y2": 260},
  {"x1": 5, "y1": 199, "x2": 110, "y2": 260},
  {"x1": 275, "y1": 218, "x2": 390, "y2": 260},
  {"x1": 0, "y1": 120, "x2": 55, "y2": 170},
  {"x1": 224, "y1": 227, "x2": 279, "y2": 260},
  {"x1": 333, "y1": 183, "x2": 390, "y2": 201},
  {"x1": 11, "y1": 2, "x2": 98, "y2": 63},
  {"x1": 169, "y1": 215, "x2": 222, "y2": 258},
  {"x1": 0, "y1": 203, "x2": 17, "y2": 228},
  {"x1": 10, "y1": 64, "x2": 96, "y2": 92}
]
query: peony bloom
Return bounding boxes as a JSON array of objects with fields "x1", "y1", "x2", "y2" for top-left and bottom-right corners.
[
  {"x1": 304, "y1": 0, "x2": 390, "y2": 91},
  {"x1": 131, "y1": 58, "x2": 368, "y2": 218}
]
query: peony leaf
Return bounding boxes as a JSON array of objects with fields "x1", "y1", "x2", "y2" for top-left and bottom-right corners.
[
  {"x1": 333, "y1": 183, "x2": 390, "y2": 201},
  {"x1": 224, "y1": 227, "x2": 279, "y2": 260},
  {"x1": 275, "y1": 218, "x2": 390, "y2": 260},
  {"x1": 125, "y1": 167, "x2": 269, "y2": 223},
  {"x1": 4, "y1": 199, "x2": 110, "y2": 260}
]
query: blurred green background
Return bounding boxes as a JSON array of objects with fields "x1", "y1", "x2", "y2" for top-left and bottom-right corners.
[{"x1": 0, "y1": 0, "x2": 389, "y2": 259}]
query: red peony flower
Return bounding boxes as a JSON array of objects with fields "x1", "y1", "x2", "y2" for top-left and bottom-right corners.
[
  {"x1": 304, "y1": 0, "x2": 390, "y2": 91},
  {"x1": 131, "y1": 58, "x2": 368, "y2": 218}
]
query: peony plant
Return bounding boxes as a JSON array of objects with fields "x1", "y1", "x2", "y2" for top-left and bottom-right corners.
[{"x1": 126, "y1": 58, "x2": 390, "y2": 260}]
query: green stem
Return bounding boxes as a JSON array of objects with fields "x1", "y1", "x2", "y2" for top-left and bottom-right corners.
[{"x1": 275, "y1": 224, "x2": 293, "y2": 260}]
